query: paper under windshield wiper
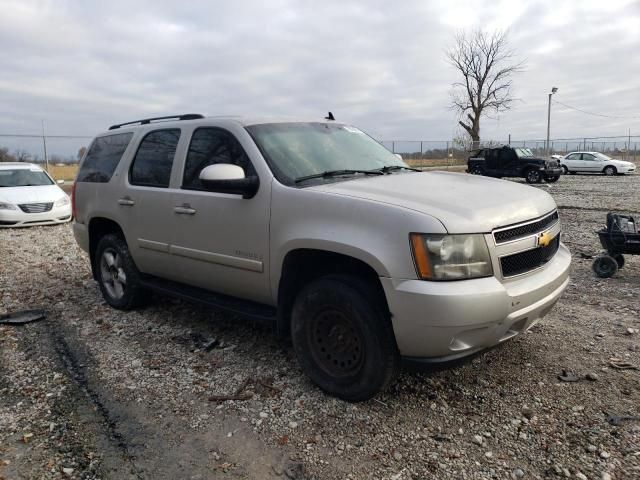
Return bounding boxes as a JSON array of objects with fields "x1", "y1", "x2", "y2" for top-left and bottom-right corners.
[{"x1": 294, "y1": 169, "x2": 384, "y2": 183}]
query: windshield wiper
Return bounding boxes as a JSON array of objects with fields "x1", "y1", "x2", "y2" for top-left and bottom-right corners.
[
  {"x1": 294, "y1": 169, "x2": 384, "y2": 184},
  {"x1": 372, "y1": 165, "x2": 420, "y2": 173}
]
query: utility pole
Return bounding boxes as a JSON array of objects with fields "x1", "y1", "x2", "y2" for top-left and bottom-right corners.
[
  {"x1": 41, "y1": 120, "x2": 49, "y2": 172},
  {"x1": 546, "y1": 87, "x2": 558, "y2": 156}
]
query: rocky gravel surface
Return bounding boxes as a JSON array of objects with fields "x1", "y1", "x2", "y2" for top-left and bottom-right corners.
[{"x1": 1, "y1": 172, "x2": 639, "y2": 479}]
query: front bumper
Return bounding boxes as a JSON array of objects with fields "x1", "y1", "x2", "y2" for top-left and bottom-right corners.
[
  {"x1": 0, "y1": 205, "x2": 72, "y2": 228},
  {"x1": 543, "y1": 167, "x2": 563, "y2": 176},
  {"x1": 382, "y1": 243, "x2": 571, "y2": 359}
]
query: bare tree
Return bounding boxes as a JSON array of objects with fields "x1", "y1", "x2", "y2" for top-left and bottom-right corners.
[
  {"x1": 0, "y1": 147, "x2": 17, "y2": 162},
  {"x1": 446, "y1": 30, "x2": 524, "y2": 147},
  {"x1": 77, "y1": 146, "x2": 87, "y2": 161},
  {"x1": 14, "y1": 149, "x2": 31, "y2": 162}
]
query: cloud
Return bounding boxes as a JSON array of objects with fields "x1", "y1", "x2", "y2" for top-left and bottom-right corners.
[{"x1": 0, "y1": 0, "x2": 638, "y2": 157}]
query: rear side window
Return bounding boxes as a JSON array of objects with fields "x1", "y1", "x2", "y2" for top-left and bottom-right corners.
[
  {"x1": 499, "y1": 149, "x2": 511, "y2": 161},
  {"x1": 182, "y1": 128, "x2": 254, "y2": 190},
  {"x1": 130, "y1": 129, "x2": 181, "y2": 188},
  {"x1": 76, "y1": 133, "x2": 133, "y2": 182}
]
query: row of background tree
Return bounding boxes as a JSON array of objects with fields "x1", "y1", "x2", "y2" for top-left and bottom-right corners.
[{"x1": 0, "y1": 146, "x2": 86, "y2": 164}]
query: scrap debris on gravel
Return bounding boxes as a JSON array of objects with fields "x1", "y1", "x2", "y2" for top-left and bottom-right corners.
[{"x1": 1, "y1": 173, "x2": 639, "y2": 479}]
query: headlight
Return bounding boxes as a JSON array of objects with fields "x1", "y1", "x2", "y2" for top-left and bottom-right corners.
[
  {"x1": 54, "y1": 196, "x2": 70, "y2": 207},
  {"x1": 0, "y1": 202, "x2": 16, "y2": 210},
  {"x1": 410, "y1": 233, "x2": 493, "y2": 280}
]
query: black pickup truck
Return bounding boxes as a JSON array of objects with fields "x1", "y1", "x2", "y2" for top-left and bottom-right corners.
[{"x1": 467, "y1": 146, "x2": 562, "y2": 184}]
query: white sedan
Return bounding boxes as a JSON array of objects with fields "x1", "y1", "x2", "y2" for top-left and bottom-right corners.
[
  {"x1": 560, "y1": 151, "x2": 636, "y2": 176},
  {"x1": 0, "y1": 163, "x2": 72, "y2": 227}
]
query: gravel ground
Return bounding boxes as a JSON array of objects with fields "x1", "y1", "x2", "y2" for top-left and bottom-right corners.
[{"x1": 1, "y1": 173, "x2": 639, "y2": 480}]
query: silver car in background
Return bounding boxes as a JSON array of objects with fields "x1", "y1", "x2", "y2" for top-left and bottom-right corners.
[{"x1": 561, "y1": 151, "x2": 636, "y2": 175}]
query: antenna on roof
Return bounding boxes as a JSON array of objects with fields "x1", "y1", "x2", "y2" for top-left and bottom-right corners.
[{"x1": 324, "y1": 111, "x2": 335, "y2": 121}]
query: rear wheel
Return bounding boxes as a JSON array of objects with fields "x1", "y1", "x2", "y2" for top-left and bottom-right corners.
[
  {"x1": 525, "y1": 169, "x2": 543, "y2": 184},
  {"x1": 95, "y1": 234, "x2": 148, "y2": 310},
  {"x1": 592, "y1": 255, "x2": 618, "y2": 278},
  {"x1": 470, "y1": 166, "x2": 484, "y2": 175},
  {"x1": 613, "y1": 253, "x2": 625, "y2": 269},
  {"x1": 290, "y1": 275, "x2": 399, "y2": 402},
  {"x1": 603, "y1": 166, "x2": 617, "y2": 176}
]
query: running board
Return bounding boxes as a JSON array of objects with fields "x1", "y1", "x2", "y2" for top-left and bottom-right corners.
[{"x1": 139, "y1": 276, "x2": 277, "y2": 322}]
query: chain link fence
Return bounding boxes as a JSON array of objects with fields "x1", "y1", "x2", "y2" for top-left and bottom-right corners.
[{"x1": 0, "y1": 133, "x2": 637, "y2": 175}]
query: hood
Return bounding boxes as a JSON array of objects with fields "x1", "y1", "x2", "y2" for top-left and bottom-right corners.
[
  {"x1": 611, "y1": 159, "x2": 634, "y2": 167},
  {"x1": 309, "y1": 172, "x2": 557, "y2": 233},
  {"x1": 0, "y1": 184, "x2": 68, "y2": 205}
]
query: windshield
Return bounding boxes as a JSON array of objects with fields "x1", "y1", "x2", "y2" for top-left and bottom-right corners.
[
  {"x1": 515, "y1": 148, "x2": 534, "y2": 158},
  {"x1": 0, "y1": 168, "x2": 54, "y2": 187},
  {"x1": 246, "y1": 122, "x2": 408, "y2": 184},
  {"x1": 595, "y1": 152, "x2": 612, "y2": 161}
]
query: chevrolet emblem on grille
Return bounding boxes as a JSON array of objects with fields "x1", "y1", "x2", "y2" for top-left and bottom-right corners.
[{"x1": 537, "y1": 231, "x2": 553, "y2": 248}]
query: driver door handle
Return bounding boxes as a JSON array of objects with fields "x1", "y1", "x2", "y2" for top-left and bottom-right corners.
[
  {"x1": 118, "y1": 197, "x2": 135, "y2": 206},
  {"x1": 174, "y1": 204, "x2": 197, "y2": 215}
]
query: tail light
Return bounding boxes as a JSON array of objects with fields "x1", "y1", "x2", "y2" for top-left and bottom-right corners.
[{"x1": 71, "y1": 181, "x2": 77, "y2": 219}]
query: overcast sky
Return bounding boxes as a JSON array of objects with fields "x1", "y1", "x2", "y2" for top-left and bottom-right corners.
[{"x1": 0, "y1": 0, "x2": 639, "y2": 156}]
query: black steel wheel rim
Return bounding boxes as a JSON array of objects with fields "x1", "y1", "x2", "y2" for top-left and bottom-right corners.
[
  {"x1": 527, "y1": 170, "x2": 539, "y2": 182},
  {"x1": 308, "y1": 308, "x2": 364, "y2": 378}
]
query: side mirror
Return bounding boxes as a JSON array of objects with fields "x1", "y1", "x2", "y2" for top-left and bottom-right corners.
[
  {"x1": 198, "y1": 164, "x2": 259, "y2": 199},
  {"x1": 394, "y1": 153, "x2": 403, "y2": 161},
  {"x1": 57, "y1": 179, "x2": 65, "y2": 185}
]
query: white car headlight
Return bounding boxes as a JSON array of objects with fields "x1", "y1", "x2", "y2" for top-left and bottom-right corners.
[
  {"x1": 410, "y1": 233, "x2": 493, "y2": 280},
  {"x1": 0, "y1": 202, "x2": 17, "y2": 210},
  {"x1": 54, "y1": 196, "x2": 70, "y2": 207}
]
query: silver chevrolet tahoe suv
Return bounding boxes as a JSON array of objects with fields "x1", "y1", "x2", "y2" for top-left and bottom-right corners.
[{"x1": 73, "y1": 113, "x2": 571, "y2": 401}]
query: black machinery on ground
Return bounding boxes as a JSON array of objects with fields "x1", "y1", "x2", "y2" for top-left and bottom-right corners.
[{"x1": 592, "y1": 213, "x2": 640, "y2": 278}]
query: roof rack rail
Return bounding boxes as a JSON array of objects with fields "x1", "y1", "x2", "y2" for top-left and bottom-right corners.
[{"x1": 108, "y1": 113, "x2": 204, "y2": 130}]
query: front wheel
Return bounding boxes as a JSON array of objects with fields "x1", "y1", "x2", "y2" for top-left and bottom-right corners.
[
  {"x1": 525, "y1": 169, "x2": 543, "y2": 184},
  {"x1": 290, "y1": 275, "x2": 399, "y2": 402},
  {"x1": 562, "y1": 165, "x2": 569, "y2": 175},
  {"x1": 95, "y1": 234, "x2": 148, "y2": 310},
  {"x1": 603, "y1": 166, "x2": 617, "y2": 176},
  {"x1": 592, "y1": 255, "x2": 618, "y2": 278},
  {"x1": 544, "y1": 175, "x2": 560, "y2": 183}
]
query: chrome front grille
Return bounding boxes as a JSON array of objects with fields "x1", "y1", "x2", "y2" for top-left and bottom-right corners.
[
  {"x1": 18, "y1": 202, "x2": 53, "y2": 213},
  {"x1": 491, "y1": 210, "x2": 562, "y2": 278},
  {"x1": 500, "y1": 235, "x2": 561, "y2": 277},
  {"x1": 494, "y1": 210, "x2": 559, "y2": 244}
]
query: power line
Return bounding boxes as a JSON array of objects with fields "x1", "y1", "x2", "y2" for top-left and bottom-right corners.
[{"x1": 553, "y1": 100, "x2": 640, "y2": 120}]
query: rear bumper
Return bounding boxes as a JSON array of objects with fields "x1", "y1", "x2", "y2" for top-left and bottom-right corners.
[
  {"x1": 382, "y1": 243, "x2": 571, "y2": 359},
  {"x1": 73, "y1": 221, "x2": 90, "y2": 253},
  {"x1": 0, "y1": 205, "x2": 72, "y2": 228}
]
